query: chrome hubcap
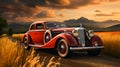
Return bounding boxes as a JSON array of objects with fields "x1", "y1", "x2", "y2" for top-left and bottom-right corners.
[
  {"x1": 61, "y1": 45, "x2": 65, "y2": 49},
  {"x1": 94, "y1": 41, "x2": 98, "y2": 46}
]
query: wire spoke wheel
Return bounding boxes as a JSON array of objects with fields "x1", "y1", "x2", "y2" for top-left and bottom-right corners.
[{"x1": 57, "y1": 39, "x2": 70, "y2": 58}]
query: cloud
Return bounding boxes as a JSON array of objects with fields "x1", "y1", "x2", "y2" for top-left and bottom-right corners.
[
  {"x1": 59, "y1": 14, "x2": 65, "y2": 17},
  {"x1": 18, "y1": 0, "x2": 120, "y2": 9},
  {"x1": 94, "y1": 9, "x2": 120, "y2": 16},
  {"x1": 36, "y1": 10, "x2": 56, "y2": 18},
  {"x1": 0, "y1": 0, "x2": 120, "y2": 22},
  {"x1": 45, "y1": 0, "x2": 101, "y2": 9},
  {"x1": 108, "y1": 0, "x2": 119, "y2": 2},
  {"x1": 95, "y1": 12, "x2": 120, "y2": 16},
  {"x1": 112, "y1": 12, "x2": 120, "y2": 15},
  {"x1": 95, "y1": 14, "x2": 113, "y2": 16},
  {"x1": 46, "y1": 0, "x2": 70, "y2": 6},
  {"x1": 2, "y1": 9, "x2": 56, "y2": 22},
  {"x1": 15, "y1": 17, "x2": 34, "y2": 22},
  {"x1": 95, "y1": 10, "x2": 101, "y2": 12}
]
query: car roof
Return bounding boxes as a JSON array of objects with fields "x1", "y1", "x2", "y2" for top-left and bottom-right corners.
[
  {"x1": 31, "y1": 21, "x2": 45, "y2": 25},
  {"x1": 31, "y1": 21, "x2": 62, "y2": 25}
]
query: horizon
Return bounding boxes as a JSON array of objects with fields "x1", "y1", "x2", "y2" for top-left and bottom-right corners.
[{"x1": 8, "y1": 16, "x2": 120, "y2": 23}]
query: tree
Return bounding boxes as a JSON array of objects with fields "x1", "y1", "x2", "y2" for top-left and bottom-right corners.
[
  {"x1": 0, "y1": 16, "x2": 7, "y2": 36},
  {"x1": 7, "y1": 27, "x2": 13, "y2": 36}
]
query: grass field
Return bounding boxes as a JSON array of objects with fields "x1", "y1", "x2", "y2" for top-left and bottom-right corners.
[
  {"x1": 12, "y1": 34, "x2": 24, "y2": 41},
  {"x1": 95, "y1": 31, "x2": 120, "y2": 58},
  {"x1": 0, "y1": 37, "x2": 61, "y2": 67},
  {"x1": 1, "y1": 32, "x2": 119, "y2": 67}
]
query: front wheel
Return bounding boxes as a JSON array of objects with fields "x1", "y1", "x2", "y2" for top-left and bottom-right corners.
[
  {"x1": 57, "y1": 39, "x2": 71, "y2": 58},
  {"x1": 87, "y1": 35, "x2": 103, "y2": 56}
]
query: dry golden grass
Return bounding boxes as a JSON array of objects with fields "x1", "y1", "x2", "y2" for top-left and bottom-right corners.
[
  {"x1": 0, "y1": 37, "x2": 61, "y2": 67},
  {"x1": 95, "y1": 32, "x2": 120, "y2": 58},
  {"x1": 12, "y1": 34, "x2": 24, "y2": 41}
]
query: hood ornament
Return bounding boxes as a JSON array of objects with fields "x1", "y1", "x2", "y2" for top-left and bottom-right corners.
[{"x1": 80, "y1": 23, "x2": 82, "y2": 27}]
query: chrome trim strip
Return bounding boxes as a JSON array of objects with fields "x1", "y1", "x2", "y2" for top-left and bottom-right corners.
[
  {"x1": 70, "y1": 46, "x2": 104, "y2": 50},
  {"x1": 29, "y1": 29, "x2": 45, "y2": 32}
]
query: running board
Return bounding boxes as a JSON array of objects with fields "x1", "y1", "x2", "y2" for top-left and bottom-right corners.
[
  {"x1": 70, "y1": 46, "x2": 104, "y2": 50},
  {"x1": 29, "y1": 44, "x2": 43, "y2": 48}
]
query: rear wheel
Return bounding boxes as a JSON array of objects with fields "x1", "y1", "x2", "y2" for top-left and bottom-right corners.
[
  {"x1": 57, "y1": 39, "x2": 71, "y2": 58},
  {"x1": 23, "y1": 36, "x2": 31, "y2": 50}
]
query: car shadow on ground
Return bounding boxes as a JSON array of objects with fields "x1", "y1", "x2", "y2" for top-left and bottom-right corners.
[{"x1": 34, "y1": 49, "x2": 97, "y2": 59}]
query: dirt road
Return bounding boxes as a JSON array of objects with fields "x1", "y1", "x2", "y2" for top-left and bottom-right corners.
[
  {"x1": 34, "y1": 49, "x2": 120, "y2": 67},
  {"x1": 11, "y1": 37, "x2": 120, "y2": 67}
]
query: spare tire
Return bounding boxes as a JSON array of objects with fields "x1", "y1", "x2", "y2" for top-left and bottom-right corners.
[{"x1": 44, "y1": 30, "x2": 53, "y2": 43}]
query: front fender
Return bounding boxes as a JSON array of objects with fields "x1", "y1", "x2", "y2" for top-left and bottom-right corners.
[
  {"x1": 90, "y1": 34, "x2": 103, "y2": 46},
  {"x1": 41, "y1": 33, "x2": 78, "y2": 48},
  {"x1": 58, "y1": 33, "x2": 78, "y2": 46}
]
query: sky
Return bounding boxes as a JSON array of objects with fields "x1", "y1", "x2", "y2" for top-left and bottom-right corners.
[{"x1": 0, "y1": 0, "x2": 120, "y2": 23}]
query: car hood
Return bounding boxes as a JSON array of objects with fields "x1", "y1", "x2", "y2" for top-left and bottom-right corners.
[{"x1": 52, "y1": 27, "x2": 74, "y2": 32}]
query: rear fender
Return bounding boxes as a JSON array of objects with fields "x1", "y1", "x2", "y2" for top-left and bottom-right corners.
[
  {"x1": 21, "y1": 33, "x2": 27, "y2": 43},
  {"x1": 21, "y1": 33, "x2": 33, "y2": 44}
]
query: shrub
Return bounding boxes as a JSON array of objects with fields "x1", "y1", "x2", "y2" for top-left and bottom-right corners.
[{"x1": 7, "y1": 28, "x2": 13, "y2": 36}]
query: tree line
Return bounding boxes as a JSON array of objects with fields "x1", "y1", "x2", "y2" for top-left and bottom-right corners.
[{"x1": 0, "y1": 16, "x2": 13, "y2": 36}]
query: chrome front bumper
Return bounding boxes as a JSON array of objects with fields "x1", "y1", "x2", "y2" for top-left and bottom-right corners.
[{"x1": 70, "y1": 46, "x2": 104, "y2": 50}]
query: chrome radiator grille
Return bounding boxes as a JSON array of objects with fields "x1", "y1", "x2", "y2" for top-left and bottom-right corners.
[{"x1": 77, "y1": 29, "x2": 85, "y2": 47}]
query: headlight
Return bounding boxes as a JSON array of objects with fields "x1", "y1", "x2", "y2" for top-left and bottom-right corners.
[
  {"x1": 88, "y1": 30, "x2": 94, "y2": 37},
  {"x1": 72, "y1": 29, "x2": 78, "y2": 37}
]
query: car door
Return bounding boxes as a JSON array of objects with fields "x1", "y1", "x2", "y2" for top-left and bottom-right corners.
[{"x1": 29, "y1": 23, "x2": 45, "y2": 45}]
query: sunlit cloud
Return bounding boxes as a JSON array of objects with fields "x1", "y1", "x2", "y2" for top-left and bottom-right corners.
[
  {"x1": 95, "y1": 10, "x2": 101, "y2": 12},
  {"x1": 95, "y1": 11, "x2": 120, "y2": 16},
  {"x1": 59, "y1": 14, "x2": 65, "y2": 17},
  {"x1": 15, "y1": 17, "x2": 34, "y2": 22},
  {"x1": 36, "y1": 10, "x2": 56, "y2": 18}
]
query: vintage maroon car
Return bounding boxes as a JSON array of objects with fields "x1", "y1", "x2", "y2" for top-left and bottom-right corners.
[{"x1": 22, "y1": 21, "x2": 104, "y2": 57}]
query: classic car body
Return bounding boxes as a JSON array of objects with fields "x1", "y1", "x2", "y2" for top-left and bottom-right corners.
[{"x1": 22, "y1": 21, "x2": 104, "y2": 57}]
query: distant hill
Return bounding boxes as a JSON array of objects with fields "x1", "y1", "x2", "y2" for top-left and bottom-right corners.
[
  {"x1": 64, "y1": 17, "x2": 120, "y2": 31},
  {"x1": 100, "y1": 20, "x2": 120, "y2": 28},
  {"x1": 64, "y1": 17, "x2": 98, "y2": 29},
  {"x1": 8, "y1": 22, "x2": 31, "y2": 33},
  {"x1": 103, "y1": 24, "x2": 120, "y2": 31}
]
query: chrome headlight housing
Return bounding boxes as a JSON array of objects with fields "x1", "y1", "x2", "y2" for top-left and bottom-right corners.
[
  {"x1": 88, "y1": 30, "x2": 94, "y2": 37},
  {"x1": 72, "y1": 27, "x2": 85, "y2": 37},
  {"x1": 72, "y1": 29, "x2": 78, "y2": 37}
]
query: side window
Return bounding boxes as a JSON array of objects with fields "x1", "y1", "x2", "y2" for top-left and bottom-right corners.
[
  {"x1": 30, "y1": 24, "x2": 35, "y2": 30},
  {"x1": 36, "y1": 23, "x2": 44, "y2": 29}
]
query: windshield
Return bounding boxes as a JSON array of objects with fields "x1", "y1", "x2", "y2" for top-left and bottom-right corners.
[{"x1": 46, "y1": 22, "x2": 66, "y2": 28}]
